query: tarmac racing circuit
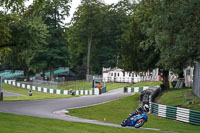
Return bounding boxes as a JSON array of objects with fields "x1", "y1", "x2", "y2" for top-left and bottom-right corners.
[{"x1": 0, "y1": 88, "x2": 178, "y2": 133}]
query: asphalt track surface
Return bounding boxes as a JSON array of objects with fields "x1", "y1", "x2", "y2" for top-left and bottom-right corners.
[
  {"x1": 0, "y1": 88, "x2": 179, "y2": 133},
  {"x1": 2, "y1": 91, "x2": 25, "y2": 97}
]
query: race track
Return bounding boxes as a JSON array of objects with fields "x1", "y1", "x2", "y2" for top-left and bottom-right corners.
[{"x1": 0, "y1": 88, "x2": 178, "y2": 133}]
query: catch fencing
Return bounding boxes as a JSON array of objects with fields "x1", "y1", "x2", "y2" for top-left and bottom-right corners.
[{"x1": 33, "y1": 79, "x2": 58, "y2": 89}]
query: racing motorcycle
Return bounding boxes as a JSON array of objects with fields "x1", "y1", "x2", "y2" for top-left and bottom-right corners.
[{"x1": 121, "y1": 112, "x2": 148, "y2": 128}]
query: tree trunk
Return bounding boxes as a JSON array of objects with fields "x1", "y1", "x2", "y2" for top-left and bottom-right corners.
[
  {"x1": 50, "y1": 66, "x2": 54, "y2": 81},
  {"x1": 162, "y1": 70, "x2": 170, "y2": 90},
  {"x1": 24, "y1": 67, "x2": 29, "y2": 81},
  {"x1": 86, "y1": 33, "x2": 92, "y2": 77},
  {"x1": 178, "y1": 70, "x2": 184, "y2": 78},
  {"x1": 42, "y1": 69, "x2": 45, "y2": 80}
]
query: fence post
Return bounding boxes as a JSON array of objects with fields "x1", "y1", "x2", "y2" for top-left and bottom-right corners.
[{"x1": 149, "y1": 95, "x2": 152, "y2": 114}]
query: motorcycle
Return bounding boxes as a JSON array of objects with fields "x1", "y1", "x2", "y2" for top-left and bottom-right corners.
[{"x1": 121, "y1": 112, "x2": 148, "y2": 128}]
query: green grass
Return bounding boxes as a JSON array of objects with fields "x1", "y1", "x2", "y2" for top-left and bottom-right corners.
[
  {"x1": 21, "y1": 81, "x2": 163, "y2": 92},
  {"x1": 21, "y1": 80, "x2": 130, "y2": 91},
  {"x1": 105, "y1": 82, "x2": 130, "y2": 91},
  {"x1": 68, "y1": 94, "x2": 200, "y2": 133},
  {"x1": 57, "y1": 80, "x2": 92, "y2": 90},
  {"x1": 0, "y1": 112, "x2": 159, "y2": 133},
  {"x1": 2, "y1": 83, "x2": 72, "y2": 101},
  {"x1": 130, "y1": 81, "x2": 162, "y2": 87},
  {"x1": 156, "y1": 88, "x2": 200, "y2": 111}
]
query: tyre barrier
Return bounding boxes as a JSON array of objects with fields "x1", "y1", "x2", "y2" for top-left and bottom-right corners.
[{"x1": 3, "y1": 80, "x2": 106, "y2": 96}]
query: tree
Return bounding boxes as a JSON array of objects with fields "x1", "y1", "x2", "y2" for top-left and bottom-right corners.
[
  {"x1": 146, "y1": 0, "x2": 200, "y2": 88},
  {"x1": 120, "y1": 0, "x2": 159, "y2": 74},
  {"x1": 25, "y1": 0, "x2": 71, "y2": 80},
  {"x1": 2, "y1": 17, "x2": 49, "y2": 79},
  {"x1": 71, "y1": 0, "x2": 106, "y2": 76},
  {"x1": 67, "y1": 0, "x2": 134, "y2": 76}
]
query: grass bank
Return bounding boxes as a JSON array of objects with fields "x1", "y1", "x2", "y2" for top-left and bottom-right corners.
[
  {"x1": 2, "y1": 83, "x2": 72, "y2": 101},
  {"x1": 68, "y1": 94, "x2": 200, "y2": 133},
  {"x1": 156, "y1": 88, "x2": 200, "y2": 111},
  {"x1": 130, "y1": 81, "x2": 162, "y2": 87},
  {"x1": 0, "y1": 113, "x2": 159, "y2": 133}
]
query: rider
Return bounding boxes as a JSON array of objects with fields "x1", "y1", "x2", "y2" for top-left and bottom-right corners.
[{"x1": 129, "y1": 104, "x2": 149, "y2": 118}]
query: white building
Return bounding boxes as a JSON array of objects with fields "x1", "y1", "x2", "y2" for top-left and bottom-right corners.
[{"x1": 102, "y1": 67, "x2": 159, "y2": 83}]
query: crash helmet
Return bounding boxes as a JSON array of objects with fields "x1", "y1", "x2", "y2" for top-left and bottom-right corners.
[{"x1": 143, "y1": 104, "x2": 149, "y2": 112}]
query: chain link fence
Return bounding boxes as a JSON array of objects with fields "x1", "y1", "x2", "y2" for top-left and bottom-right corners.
[{"x1": 32, "y1": 79, "x2": 58, "y2": 89}]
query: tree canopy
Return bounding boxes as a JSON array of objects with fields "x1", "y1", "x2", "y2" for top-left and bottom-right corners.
[{"x1": 0, "y1": 0, "x2": 200, "y2": 85}]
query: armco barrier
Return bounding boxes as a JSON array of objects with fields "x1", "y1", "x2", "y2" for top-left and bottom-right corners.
[
  {"x1": 151, "y1": 102, "x2": 200, "y2": 126},
  {"x1": 4, "y1": 80, "x2": 106, "y2": 96}
]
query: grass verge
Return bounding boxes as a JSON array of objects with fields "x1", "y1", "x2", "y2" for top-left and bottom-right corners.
[
  {"x1": 68, "y1": 94, "x2": 200, "y2": 133},
  {"x1": 22, "y1": 81, "x2": 130, "y2": 91},
  {"x1": 0, "y1": 112, "x2": 159, "y2": 133},
  {"x1": 2, "y1": 83, "x2": 72, "y2": 101},
  {"x1": 156, "y1": 88, "x2": 200, "y2": 111},
  {"x1": 130, "y1": 81, "x2": 162, "y2": 87}
]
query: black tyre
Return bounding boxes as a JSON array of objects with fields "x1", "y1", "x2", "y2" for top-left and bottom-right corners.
[
  {"x1": 134, "y1": 119, "x2": 145, "y2": 128},
  {"x1": 121, "y1": 120, "x2": 127, "y2": 127}
]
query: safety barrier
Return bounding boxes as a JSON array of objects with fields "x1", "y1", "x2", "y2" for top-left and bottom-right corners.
[
  {"x1": 124, "y1": 86, "x2": 159, "y2": 93},
  {"x1": 124, "y1": 85, "x2": 200, "y2": 126},
  {"x1": 4, "y1": 80, "x2": 106, "y2": 96},
  {"x1": 151, "y1": 102, "x2": 200, "y2": 126}
]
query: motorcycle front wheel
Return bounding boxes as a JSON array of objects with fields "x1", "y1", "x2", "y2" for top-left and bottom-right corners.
[
  {"x1": 121, "y1": 120, "x2": 127, "y2": 127},
  {"x1": 134, "y1": 119, "x2": 145, "y2": 128}
]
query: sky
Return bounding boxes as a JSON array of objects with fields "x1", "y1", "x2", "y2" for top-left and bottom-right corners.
[{"x1": 26, "y1": 0, "x2": 120, "y2": 23}]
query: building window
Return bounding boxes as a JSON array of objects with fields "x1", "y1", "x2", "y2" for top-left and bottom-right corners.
[
  {"x1": 123, "y1": 72, "x2": 125, "y2": 76},
  {"x1": 118, "y1": 73, "x2": 120, "y2": 76}
]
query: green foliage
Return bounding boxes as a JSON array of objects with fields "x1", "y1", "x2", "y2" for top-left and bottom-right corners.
[
  {"x1": 146, "y1": 0, "x2": 200, "y2": 71},
  {"x1": 120, "y1": 0, "x2": 159, "y2": 72},
  {"x1": 0, "y1": 0, "x2": 25, "y2": 13},
  {"x1": 0, "y1": 0, "x2": 71, "y2": 79},
  {"x1": 2, "y1": 16, "x2": 49, "y2": 75},
  {"x1": 29, "y1": 0, "x2": 71, "y2": 80},
  {"x1": 0, "y1": 12, "x2": 11, "y2": 46},
  {"x1": 67, "y1": 0, "x2": 134, "y2": 75}
]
